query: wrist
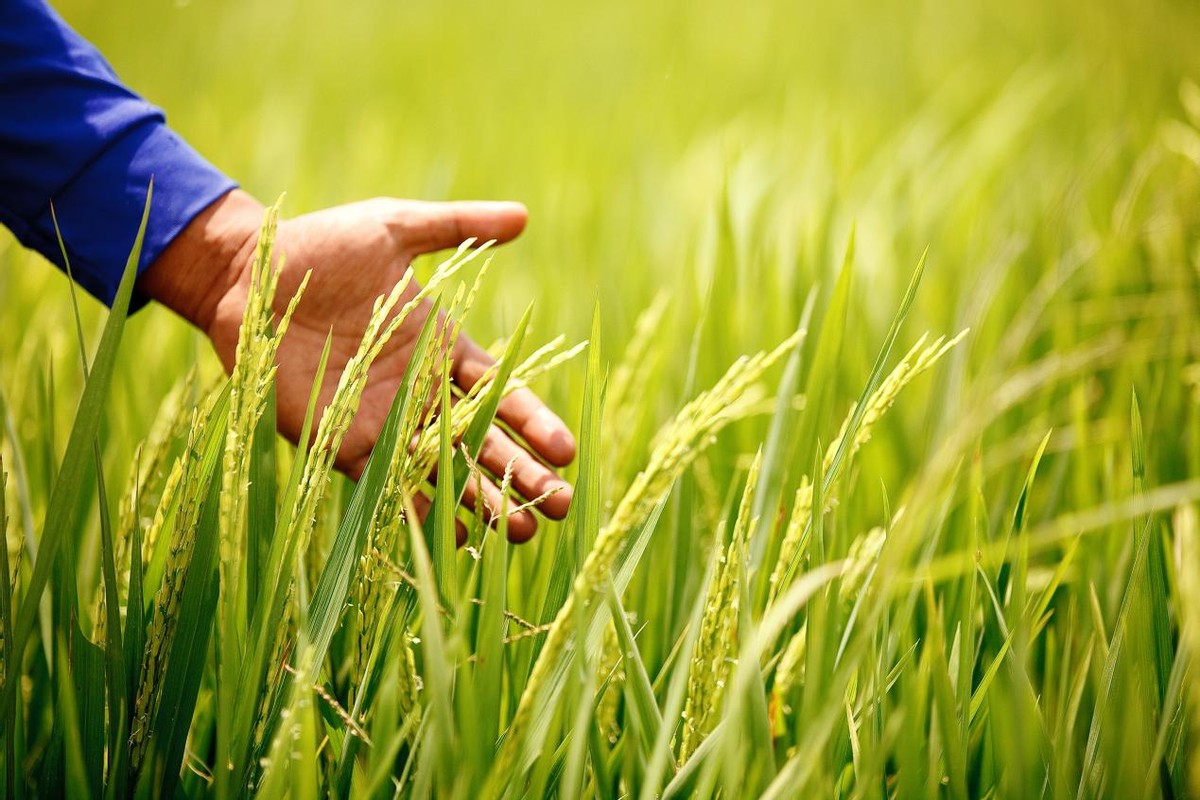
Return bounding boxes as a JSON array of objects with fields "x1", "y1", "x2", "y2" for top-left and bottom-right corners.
[{"x1": 137, "y1": 188, "x2": 264, "y2": 332}]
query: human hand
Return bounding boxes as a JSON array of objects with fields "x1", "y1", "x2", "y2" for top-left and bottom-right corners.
[{"x1": 140, "y1": 189, "x2": 575, "y2": 542}]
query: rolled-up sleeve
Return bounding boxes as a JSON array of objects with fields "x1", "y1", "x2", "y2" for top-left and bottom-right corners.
[{"x1": 0, "y1": 0, "x2": 236, "y2": 308}]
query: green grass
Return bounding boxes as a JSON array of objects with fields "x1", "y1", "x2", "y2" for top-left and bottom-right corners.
[{"x1": 3, "y1": 0, "x2": 1200, "y2": 796}]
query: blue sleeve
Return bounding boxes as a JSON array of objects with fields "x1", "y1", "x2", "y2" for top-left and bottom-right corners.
[{"x1": 0, "y1": 0, "x2": 237, "y2": 309}]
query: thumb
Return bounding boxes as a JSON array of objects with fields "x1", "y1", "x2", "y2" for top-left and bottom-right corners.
[{"x1": 391, "y1": 199, "x2": 528, "y2": 255}]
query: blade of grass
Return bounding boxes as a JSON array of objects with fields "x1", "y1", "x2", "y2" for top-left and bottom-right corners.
[
  {"x1": 51, "y1": 240, "x2": 131, "y2": 794},
  {"x1": 94, "y1": 453, "x2": 128, "y2": 796},
  {"x1": 7, "y1": 185, "x2": 151, "y2": 716},
  {"x1": 1077, "y1": 390, "x2": 1165, "y2": 799},
  {"x1": 530, "y1": 310, "x2": 604, "y2": 672},
  {"x1": 639, "y1": 544, "x2": 720, "y2": 798},
  {"x1": 429, "y1": 356, "x2": 457, "y2": 603},
  {"x1": 473, "y1": 524, "x2": 508, "y2": 760},
  {"x1": 54, "y1": 207, "x2": 132, "y2": 788},
  {"x1": 776, "y1": 252, "x2": 926, "y2": 594},
  {"x1": 607, "y1": 581, "x2": 665, "y2": 764},
  {"x1": 246, "y1": 383, "x2": 278, "y2": 613},
  {"x1": 406, "y1": 498, "x2": 457, "y2": 794},
  {"x1": 69, "y1": 625, "x2": 106, "y2": 791},
  {"x1": 559, "y1": 640, "x2": 599, "y2": 800},
  {"x1": 123, "y1": 475, "x2": 145, "y2": 745},
  {"x1": 749, "y1": 290, "x2": 816, "y2": 574},
  {"x1": 56, "y1": 639, "x2": 91, "y2": 799}
]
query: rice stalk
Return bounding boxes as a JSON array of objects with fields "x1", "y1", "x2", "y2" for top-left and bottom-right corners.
[
  {"x1": 771, "y1": 625, "x2": 806, "y2": 726},
  {"x1": 120, "y1": 372, "x2": 198, "y2": 540},
  {"x1": 769, "y1": 522, "x2": 888, "y2": 726},
  {"x1": 607, "y1": 292, "x2": 670, "y2": 419},
  {"x1": 594, "y1": 624, "x2": 625, "y2": 746},
  {"x1": 767, "y1": 480, "x2": 815, "y2": 597},
  {"x1": 366, "y1": 547, "x2": 423, "y2": 719},
  {"x1": 839, "y1": 526, "x2": 888, "y2": 604},
  {"x1": 141, "y1": 457, "x2": 185, "y2": 573},
  {"x1": 92, "y1": 374, "x2": 197, "y2": 645},
  {"x1": 768, "y1": 331, "x2": 966, "y2": 602},
  {"x1": 489, "y1": 332, "x2": 798, "y2": 790},
  {"x1": 678, "y1": 449, "x2": 762, "y2": 762},
  {"x1": 254, "y1": 665, "x2": 318, "y2": 799},
  {"x1": 398, "y1": 334, "x2": 586, "y2": 498},
  {"x1": 605, "y1": 292, "x2": 670, "y2": 479},
  {"x1": 1, "y1": 459, "x2": 16, "y2": 603},
  {"x1": 348, "y1": 271, "x2": 486, "y2": 707},
  {"x1": 220, "y1": 202, "x2": 308, "y2": 641},
  {"x1": 129, "y1": 389, "x2": 224, "y2": 768},
  {"x1": 250, "y1": 243, "x2": 492, "y2": 771},
  {"x1": 283, "y1": 240, "x2": 491, "y2": 564}
]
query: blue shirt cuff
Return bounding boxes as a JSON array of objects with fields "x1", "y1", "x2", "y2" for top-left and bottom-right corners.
[{"x1": 17, "y1": 120, "x2": 237, "y2": 311}]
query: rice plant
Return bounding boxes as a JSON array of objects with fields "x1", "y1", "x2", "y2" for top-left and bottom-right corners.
[{"x1": 4, "y1": 0, "x2": 1200, "y2": 796}]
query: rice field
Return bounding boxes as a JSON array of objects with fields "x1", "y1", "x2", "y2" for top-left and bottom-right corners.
[{"x1": 3, "y1": 0, "x2": 1200, "y2": 796}]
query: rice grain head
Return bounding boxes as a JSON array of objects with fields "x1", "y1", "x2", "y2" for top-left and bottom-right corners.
[
  {"x1": 769, "y1": 331, "x2": 966, "y2": 602},
  {"x1": 490, "y1": 334, "x2": 797, "y2": 788},
  {"x1": 129, "y1": 389, "x2": 223, "y2": 767},
  {"x1": 219, "y1": 202, "x2": 309, "y2": 642},
  {"x1": 678, "y1": 450, "x2": 762, "y2": 763},
  {"x1": 771, "y1": 623, "x2": 807, "y2": 729},
  {"x1": 839, "y1": 526, "x2": 887, "y2": 604}
]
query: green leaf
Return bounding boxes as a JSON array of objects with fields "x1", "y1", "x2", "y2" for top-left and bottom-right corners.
[
  {"x1": 54, "y1": 204, "x2": 130, "y2": 790},
  {"x1": 558, "y1": 637, "x2": 599, "y2": 800},
  {"x1": 727, "y1": 554, "x2": 775, "y2": 796},
  {"x1": 793, "y1": 233, "x2": 855, "y2": 487},
  {"x1": 639, "y1": 545, "x2": 719, "y2": 799},
  {"x1": 429, "y1": 356, "x2": 458, "y2": 602},
  {"x1": 246, "y1": 383, "x2": 278, "y2": 613},
  {"x1": 94, "y1": 448, "x2": 129, "y2": 797},
  {"x1": 407, "y1": 501, "x2": 457, "y2": 794},
  {"x1": 7, "y1": 185, "x2": 152, "y2": 713},
  {"x1": 748, "y1": 290, "x2": 816, "y2": 575},
  {"x1": 533, "y1": 309, "x2": 605, "y2": 664},
  {"x1": 1077, "y1": 389, "x2": 1170, "y2": 799},
  {"x1": 300, "y1": 300, "x2": 444, "y2": 684},
  {"x1": 277, "y1": 331, "x2": 333, "y2": 532},
  {"x1": 69, "y1": 626, "x2": 106, "y2": 791},
  {"x1": 286, "y1": 300, "x2": 446, "y2": 788},
  {"x1": 606, "y1": 581, "x2": 665, "y2": 764},
  {"x1": 662, "y1": 720, "x2": 724, "y2": 800},
  {"x1": 55, "y1": 638, "x2": 92, "y2": 800},
  {"x1": 473, "y1": 523, "x2": 509, "y2": 762},
  {"x1": 512, "y1": 499, "x2": 670, "y2": 782},
  {"x1": 334, "y1": 586, "x2": 417, "y2": 796},
  {"x1": 122, "y1": 479, "x2": 146, "y2": 750},
  {"x1": 921, "y1": 584, "x2": 967, "y2": 799}
]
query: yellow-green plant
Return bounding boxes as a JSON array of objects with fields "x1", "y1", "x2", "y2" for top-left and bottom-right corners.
[{"x1": 4, "y1": 2, "x2": 1200, "y2": 797}]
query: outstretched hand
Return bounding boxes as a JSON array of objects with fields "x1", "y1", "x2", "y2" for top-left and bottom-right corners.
[{"x1": 140, "y1": 189, "x2": 575, "y2": 542}]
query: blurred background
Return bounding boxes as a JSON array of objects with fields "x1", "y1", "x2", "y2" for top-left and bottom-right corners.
[{"x1": 3, "y1": 0, "x2": 1199, "y2": 523}]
